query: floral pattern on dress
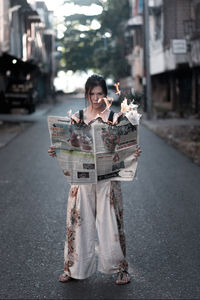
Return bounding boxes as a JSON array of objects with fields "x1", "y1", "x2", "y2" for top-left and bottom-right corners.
[
  {"x1": 110, "y1": 181, "x2": 128, "y2": 271},
  {"x1": 64, "y1": 185, "x2": 82, "y2": 276},
  {"x1": 118, "y1": 259, "x2": 128, "y2": 273}
]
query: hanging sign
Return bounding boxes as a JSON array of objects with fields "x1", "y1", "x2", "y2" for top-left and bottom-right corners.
[{"x1": 172, "y1": 39, "x2": 187, "y2": 54}]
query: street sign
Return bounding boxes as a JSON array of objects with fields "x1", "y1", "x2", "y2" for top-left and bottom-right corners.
[{"x1": 172, "y1": 39, "x2": 187, "y2": 54}]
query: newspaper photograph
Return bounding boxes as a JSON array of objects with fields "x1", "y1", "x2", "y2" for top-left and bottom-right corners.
[
  {"x1": 48, "y1": 115, "x2": 96, "y2": 184},
  {"x1": 93, "y1": 118, "x2": 138, "y2": 182},
  {"x1": 48, "y1": 115, "x2": 139, "y2": 184}
]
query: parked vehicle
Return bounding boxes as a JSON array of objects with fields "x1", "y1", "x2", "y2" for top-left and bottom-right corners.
[{"x1": 4, "y1": 79, "x2": 38, "y2": 114}]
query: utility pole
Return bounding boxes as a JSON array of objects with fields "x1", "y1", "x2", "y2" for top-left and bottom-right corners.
[{"x1": 143, "y1": 0, "x2": 152, "y2": 119}]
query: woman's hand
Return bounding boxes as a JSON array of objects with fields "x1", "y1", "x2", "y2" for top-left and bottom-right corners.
[
  {"x1": 48, "y1": 145, "x2": 56, "y2": 157},
  {"x1": 134, "y1": 145, "x2": 142, "y2": 160}
]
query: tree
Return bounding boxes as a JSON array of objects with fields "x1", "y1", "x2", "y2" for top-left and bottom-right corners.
[
  {"x1": 59, "y1": 0, "x2": 130, "y2": 81},
  {"x1": 96, "y1": 0, "x2": 131, "y2": 80}
]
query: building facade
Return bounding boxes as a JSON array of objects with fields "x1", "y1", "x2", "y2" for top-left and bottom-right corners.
[
  {"x1": 127, "y1": 0, "x2": 200, "y2": 116},
  {"x1": 0, "y1": 0, "x2": 56, "y2": 112}
]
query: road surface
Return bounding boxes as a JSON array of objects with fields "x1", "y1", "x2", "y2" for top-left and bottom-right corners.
[{"x1": 0, "y1": 96, "x2": 200, "y2": 299}]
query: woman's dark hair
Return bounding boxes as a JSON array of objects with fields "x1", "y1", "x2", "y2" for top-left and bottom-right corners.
[{"x1": 85, "y1": 74, "x2": 107, "y2": 99}]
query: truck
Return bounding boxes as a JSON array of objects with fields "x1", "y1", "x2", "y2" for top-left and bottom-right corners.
[{"x1": 4, "y1": 78, "x2": 38, "y2": 114}]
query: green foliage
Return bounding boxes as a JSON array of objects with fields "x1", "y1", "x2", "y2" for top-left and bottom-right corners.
[
  {"x1": 64, "y1": 0, "x2": 102, "y2": 6},
  {"x1": 64, "y1": 14, "x2": 94, "y2": 25},
  {"x1": 99, "y1": 0, "x2": 130, "y2": 36},
  {"x1": 59, "y1": 0, "x2": 131, "y2": 80}
]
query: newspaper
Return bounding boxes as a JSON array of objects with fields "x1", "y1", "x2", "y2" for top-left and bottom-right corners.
[{"x1": 48, "y1": 115, "x2": 138, "y2": 184}]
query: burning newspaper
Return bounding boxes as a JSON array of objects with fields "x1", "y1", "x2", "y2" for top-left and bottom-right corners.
[{"x1": 48, "y1": 85, "x2": 141, "y2": 184}]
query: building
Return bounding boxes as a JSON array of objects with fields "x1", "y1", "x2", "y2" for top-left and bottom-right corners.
[
  {"x1": 126, "y1": 0, "x2": 143, "y2": 94},
  {"x1": 29, "y1": 1, "x2": 56, "y2": 100},
  {"x1": 127, "y1": 0, "x2": 200, "y2": 117},
  {"x1": 0, "y1": 0, "x2": 56, "y2": 113}
]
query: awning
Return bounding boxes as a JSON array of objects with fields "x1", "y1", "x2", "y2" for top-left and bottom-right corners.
[{"x1": 0, "y1": 53, "x2": 39, "y2": 74}]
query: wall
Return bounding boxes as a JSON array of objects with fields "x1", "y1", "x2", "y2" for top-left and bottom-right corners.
[{"x1": 0, "y1": 0, "x2": 10, "y2": 54}]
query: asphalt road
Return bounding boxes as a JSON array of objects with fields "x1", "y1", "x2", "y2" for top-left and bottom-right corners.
[{"x1": 0, "y1": 96, "x2": 200, "y2": 299}]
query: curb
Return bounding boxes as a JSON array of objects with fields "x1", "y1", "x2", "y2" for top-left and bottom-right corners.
[
  {"x1": 0, "y1": 103, "x2": 53, "y2": 123},
  {"x1": 141, "y1": 118, "x2": 200, "y2": 166},
  {"x1": 0, "y1": 103, "x2": 53, "y2": 149}
]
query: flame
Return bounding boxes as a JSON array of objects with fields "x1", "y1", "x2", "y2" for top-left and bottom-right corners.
[
  {"x1": 96, "y1": 81, "x2": 120, "y2": 116},
  {"x1": 98, "y1": 96, "x2": 113, "y2": 114},
  {"x1": 120, "y1": 97, "x2": 141, "y2": 125},
  {"x1": 121, "y1": 98, "x2": 138, "y2": 113},
  {"x1": 114, "y1": 82, "x2": 121, "y2": 95},
  {"x1": 120, "y1": 98, "x2": 128, "y2": 113}
]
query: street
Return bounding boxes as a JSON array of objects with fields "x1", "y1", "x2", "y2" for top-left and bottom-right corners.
[{"x1": 0, "y1": 96, "x2": 200, "y2": 299}]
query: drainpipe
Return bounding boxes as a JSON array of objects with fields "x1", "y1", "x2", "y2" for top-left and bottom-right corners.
[{"x1": 143, "y1": 0, "x2": 152, "y2": 119}]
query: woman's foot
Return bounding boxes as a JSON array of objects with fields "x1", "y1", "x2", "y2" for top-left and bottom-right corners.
[
  {"x1": 116, "y1": 271, "x2": 131, "y2": 285},
  {"x1": 59, "y1": 273, "x2": 73, "y2": 283}
]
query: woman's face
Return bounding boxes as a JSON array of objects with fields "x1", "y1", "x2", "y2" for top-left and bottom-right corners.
[{"x1": 88, "y1": 86, "x2": 106, "y2": 110}]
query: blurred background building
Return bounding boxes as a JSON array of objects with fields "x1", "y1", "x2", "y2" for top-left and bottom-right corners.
[
  {"x1": 0, "y1": 0, "x2": 57, "y2": 113},
  {"x1": 126, "y1": 0, "x2": 200, "y2": 117},
  {"x1": 1, "y1": 0, "x2": 200, "y2": 118}
]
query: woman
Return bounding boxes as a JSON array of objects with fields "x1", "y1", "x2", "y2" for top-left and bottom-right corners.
[{"x1": 48, "y1": 74, "x2": 141, "y2": 285}]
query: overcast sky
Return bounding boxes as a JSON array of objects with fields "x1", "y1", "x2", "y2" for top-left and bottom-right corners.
[
  {"x1": 43, "y1": 0, "x2": 103, "y2": 17},
  {"x1": 41, "y1": 0, "x2": 103, "y2": 92}
]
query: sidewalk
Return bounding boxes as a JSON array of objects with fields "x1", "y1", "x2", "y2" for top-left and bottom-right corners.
[
  {"x1": 142, "y1": 117, "x2": 200, "y2": 166},
  {"x1": 0, "y1": 103, "x2": 53, "y2": 123},
  {"x1": 0, "y1": 103, "x2": 53, "y2": 149}
]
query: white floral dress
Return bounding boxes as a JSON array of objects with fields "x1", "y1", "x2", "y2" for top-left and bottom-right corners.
[{"x1": 63, "y1": 110, "x2": 128, "y2": 279}]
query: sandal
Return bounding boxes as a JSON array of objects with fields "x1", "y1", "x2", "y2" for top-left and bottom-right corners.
[
  {"x1": 59, "y1": 273, "x2": 73, "y2": 283},
  {"x1": 116, "y1": 271, "x2": 131, "y2": 285}
]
